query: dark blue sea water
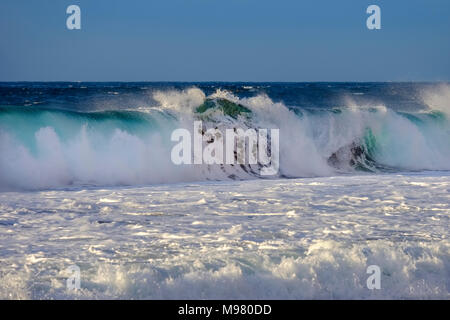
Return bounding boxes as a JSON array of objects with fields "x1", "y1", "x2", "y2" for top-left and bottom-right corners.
[{"x1": 0, "y1": 82, "x2": 441, "y2": 111}]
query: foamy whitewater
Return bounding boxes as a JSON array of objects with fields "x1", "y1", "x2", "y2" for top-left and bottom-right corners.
[{"x1": 0, "y1": 82, "x2": 449, "y2": 299}]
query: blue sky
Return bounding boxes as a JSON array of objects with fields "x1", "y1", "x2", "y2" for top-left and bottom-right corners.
[{"x1": 0, "y1": 0, "x2": 449, "y2": 81}]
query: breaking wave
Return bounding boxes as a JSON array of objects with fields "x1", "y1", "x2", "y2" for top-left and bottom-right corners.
[{"x1": 1, "y1": 87, "x2": 449, "y2": 190}]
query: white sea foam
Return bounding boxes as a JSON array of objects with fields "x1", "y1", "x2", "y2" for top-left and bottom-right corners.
[
  {"x1": 0, "y1": 174, "x2": 448, "y2": 299},
  {"x1": 422, "y1": 83, "x2": 450, "y2": 115},
  {"x1": 153, "y1": 87, "x2": 206, "y2": 113}
]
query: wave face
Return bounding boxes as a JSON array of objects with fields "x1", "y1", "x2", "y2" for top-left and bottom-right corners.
[{"x1": 0, "y1": 82, "x2": 449, "y2": 190}]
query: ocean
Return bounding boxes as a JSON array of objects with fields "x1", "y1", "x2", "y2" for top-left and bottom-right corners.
[{"x1": 0, "y1": 82, "x2": 449, "y2": 299}]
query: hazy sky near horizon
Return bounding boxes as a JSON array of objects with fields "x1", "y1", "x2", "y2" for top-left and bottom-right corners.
[{"x1": 0, "y1": 0, "x2": 449, "y2": 82}]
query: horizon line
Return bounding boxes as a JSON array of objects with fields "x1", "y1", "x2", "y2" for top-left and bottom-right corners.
[{"x1": 0, "y1": 80, "x2": 449, "y2": 84}]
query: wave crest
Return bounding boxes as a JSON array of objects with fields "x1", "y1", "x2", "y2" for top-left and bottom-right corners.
[{"x1": 1, "y1": 87, "x2": 449, "y2": 190}]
